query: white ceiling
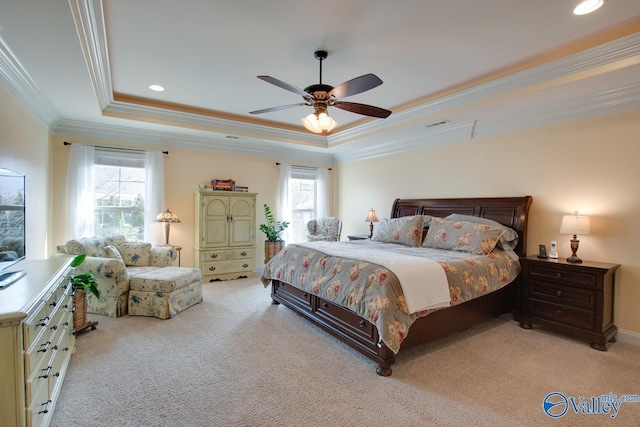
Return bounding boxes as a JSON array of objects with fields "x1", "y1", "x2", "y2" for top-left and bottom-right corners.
[{"x1": 1, "y1": 0, "x2": 640, "y2": 164}]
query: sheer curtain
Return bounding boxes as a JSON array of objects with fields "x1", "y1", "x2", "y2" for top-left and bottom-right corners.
[
  {"x1": 144, "y1": 151, "x2": 165, "y2": 245},
  {"x1": 278, "y1": 163, "x2": 293, "y2": 243},
  {"x1": 65, "y1": 144, "x2": 94, "y2": 239},
  {"x1": 316, "y1": 167, "x2": 329, "y2": 218}
]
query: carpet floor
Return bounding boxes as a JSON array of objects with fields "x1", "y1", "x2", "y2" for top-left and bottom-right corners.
[{"x1": 51, "y1": 278, "x2": 640, "y2": 426}]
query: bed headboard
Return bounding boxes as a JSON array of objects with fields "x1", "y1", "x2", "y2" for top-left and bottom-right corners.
[{"x1": 390, "y1": 196, "x2": 533, "y2": 257}]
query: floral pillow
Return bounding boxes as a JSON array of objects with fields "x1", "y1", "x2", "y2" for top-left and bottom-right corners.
[
  {"x1": 115, "y1": 241, "x2": 151, "y2": 266},
  {"x1": 372, "y1": 215, "x2": 424, "y2": 247},
  {"x1": 423, "y1": 218, "x2": 505, "y2": 255}
]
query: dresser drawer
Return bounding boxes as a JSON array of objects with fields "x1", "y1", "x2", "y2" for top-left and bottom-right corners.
[
  {"x1": 528, "y1": 299, "x2": 595, "y2": 330},
  {"x1": 203, "y1": 259, "x2": 255, "y2": 275},
  {"x1": 528, "y1": 280, "x2": 596, "y2": 309},
  {"x1": 23, "y1": 301, "x2": 51, "y2": 350},
  {"x1": 527, "y1": 266, "x2": 596, "y2": 288},
  {"x1": 201, "y1": 248, "x2": 255, "y2": 262},
  {"x1": 315, "y1": 298, "x2": 376, "y2": 345}
]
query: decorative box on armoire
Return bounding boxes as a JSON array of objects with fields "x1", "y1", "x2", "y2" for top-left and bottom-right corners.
[{"x1": 194, "y1": 190, "x2": 258, "y2": 281}]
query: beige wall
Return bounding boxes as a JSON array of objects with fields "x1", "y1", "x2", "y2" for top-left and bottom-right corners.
[
  {"x1": 50, "y1": 135, "x2": 336, "y2": 268},
  {"x1": 0, "y1": 86, "x2": 51, "y2": 260},
  {"x1": 338, "y1": 109, "x2": 640, "y2": 335}
]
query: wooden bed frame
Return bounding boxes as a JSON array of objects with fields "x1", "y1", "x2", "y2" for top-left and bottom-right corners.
[{"x1": 270, "y1": 196, "x2": 533, "y2": 376}]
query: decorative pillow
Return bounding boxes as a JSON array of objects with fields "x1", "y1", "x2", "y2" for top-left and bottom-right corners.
[
  {"x1": 98, "y1": 245, "x2": 123, "y2": 261},
  {"x1": 445, "y1": 214, "x2": 519, "y2": 250},
  {"x1": 423, "y1": 218, "x2": 505, "y2": 255},
  {"x1": 372, "y1": 215, "x2": 424, "y2": 247},
  {"x1": 115, "y1": 241, "x2": 151, "y2": 266},
  {"x1": 65, "y1": 237, "x2": 102, "y2": 256}
]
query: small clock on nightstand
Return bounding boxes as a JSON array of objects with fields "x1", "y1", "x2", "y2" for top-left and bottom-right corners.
[{"x1": 519, "y1": 256, "x2": 620, "y2": 351}]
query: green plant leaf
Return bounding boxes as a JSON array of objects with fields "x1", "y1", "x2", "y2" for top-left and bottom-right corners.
[{"x1": 70, "y1": 254, "x2": 86, "y2": 268}]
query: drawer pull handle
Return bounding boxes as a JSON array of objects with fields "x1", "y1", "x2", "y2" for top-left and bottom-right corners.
[
  {"x1": 556, "y1": 290, "x2": 563, "y2": 297},
  {"x1": 63, "y1": 346, "x2": 70, "y2": 352},
  {"x1": 50, "y1": 300, "x2": 57, "y2": 307},
  {"x1": 322, "y1": 302, "x2": 328, "y2": 308},
  {"x1": 556, "y1": 310, "x2": 562, "y2": 316},
  {"x1": 39, "y1": 366, "x2": 52, "y2": 379},
  {"x1": 38, "y1": 400, "x2": 53, "y2": 414},
  {"x1": 50, "y1": 324, "x2": 58, "y2": 331},
  {"x1": 302, "y1": 292, "x2": 308, "y2": 297},
  {"x1": 359, "y1": 320, "x2": 366, "y2": 327},
  {"x1": 241, "y1": 251, "x2": 247, "y2": 256},
  {"x1": 209, "y1": 266, "x2": 216, "y2": 271},
  {"x1": 38, "y1": 341, "x2": 51, "y2": 353},
  {"x1": 532, "y1": 271, "x2": 562, "y2": 279},
  {"x1": 243, "y1": 263, "x2": 249, "y2": 268},
  {"x1": 37, "y1": 316, "x2": 50, "y2": 327},
  {"x1": 210, "y1": 253, "x2": 218, "y2": 259}
]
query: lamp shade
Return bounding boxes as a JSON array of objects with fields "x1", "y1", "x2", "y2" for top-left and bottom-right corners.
[
  {"x1": 365, "y1": 209, "x2": 379, "y2": 223},
  {"x1": 156, "y1": 209, "x2": 181, "y2": 223},
  {"x1": 302, "y1": 111, "x2": 337, "y2": 134},
  {"x1": 560, "y1": 212, "x2": 590, "y2": 235}
]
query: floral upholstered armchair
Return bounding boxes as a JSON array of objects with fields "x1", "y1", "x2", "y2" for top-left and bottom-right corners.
[
  {"x1": 306, "y1": 217, "x2": 343, "y2": 242},
  {"x1": 55, "y1": 235, "x2": 176, "y2": 317}
]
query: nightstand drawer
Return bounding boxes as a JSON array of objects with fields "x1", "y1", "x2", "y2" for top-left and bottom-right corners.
[
  {"x1": 528, "y1": 280, "x2": 596, "y2": 309},
  {"x1": 528, "y1": 266, "x2": 595, "y2": 288},
  {"x1": 529, "y1": 299, "x2": 595, "y2": 330}
]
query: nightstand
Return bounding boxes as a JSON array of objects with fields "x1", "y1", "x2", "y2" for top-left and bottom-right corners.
[
  {"x1": 347, "y1": 235, "x2": 370, "y2": 241},
  {"x1": 519, "y1": 256, "x2": 620, "y2": 351}
]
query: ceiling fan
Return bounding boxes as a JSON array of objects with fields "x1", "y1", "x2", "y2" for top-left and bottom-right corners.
[{"x1": 250, "y1": 50, "x2": 391, "y2": 133}]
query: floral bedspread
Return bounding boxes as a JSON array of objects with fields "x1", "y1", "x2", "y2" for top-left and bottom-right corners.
[{"x1": 261, "y1": 240, "x2": 521, "y2": 353}]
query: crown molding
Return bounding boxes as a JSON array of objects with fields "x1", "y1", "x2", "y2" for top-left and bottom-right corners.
[
  {"x1": 69, "y1": 0, "x2": 112, "y2": 109},
  {"x1": 53, "y1": 119, "x2": 336, "y2": 164},
  {"x1": 0, "y1": 36, "x2": 60, "y2": 126}
]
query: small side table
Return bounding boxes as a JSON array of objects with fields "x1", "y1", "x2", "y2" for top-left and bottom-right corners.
[
  {"x1": 519, "y1": 256, "x2": 620, "y2": 351},
  {"x1": 172, "y1": 245, "x2": 182, "y2": 266},
  {"x1": 347, "y1": 235, "x2": 370, "y2": 241}
]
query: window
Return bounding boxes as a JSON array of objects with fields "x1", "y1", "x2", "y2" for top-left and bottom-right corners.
[
  {"x1": 288, "y1": 168, "x2": 318, "y2": 243},
  {"x1": 93, "y1": 162, "x2": 146, "y2": 240},
  {"x1": 66, "y1": 144, "x2": 164, "y2": 243},
  {"x1": 282, "y1": 165, "x2": 328, "y2": 243}
]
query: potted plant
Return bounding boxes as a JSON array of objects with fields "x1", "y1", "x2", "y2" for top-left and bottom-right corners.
[
  {"x1": 259, "y1": 203, "x2": 289, "y2": 263},
  {"x1": 69, "y1": 254, "x2": 100, "y2": 333}
]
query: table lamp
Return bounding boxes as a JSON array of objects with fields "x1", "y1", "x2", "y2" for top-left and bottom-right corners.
[
  {"x1": 365, "y1": 208, "x2": 379, "y2": 238},
  {"x1": 156, "y1": 209, "x2": 181, "y2": 245},
  {"x1": 559, "y1": 211, "x2": 591, "y2": 263}
]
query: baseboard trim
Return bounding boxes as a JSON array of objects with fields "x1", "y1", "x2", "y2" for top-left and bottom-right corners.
[{"x1": 617, "y1": 328, "x2": 640, "y2": 347}]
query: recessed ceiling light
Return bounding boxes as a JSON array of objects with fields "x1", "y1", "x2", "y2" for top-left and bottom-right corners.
[
  {"x1": 149, "y1": 84, "x2": 165, "y2": 92},
  {"x1": 573, "y1": 0, "x2": 605, "y2": 15}
]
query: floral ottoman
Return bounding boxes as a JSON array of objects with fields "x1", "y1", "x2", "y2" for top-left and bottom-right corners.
[{"x1": 128, "y1": 267, "x2": 203, "y2": 319}]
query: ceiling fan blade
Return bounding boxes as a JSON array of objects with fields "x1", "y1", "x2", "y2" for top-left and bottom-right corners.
[
  {"x1": 329, "y1": 73, "x2": 383, "y2": 99},
  {"x1": 249, "y1": 103, "x2": 308, "y2": 114},
  {"x1": 333, "y1": 101, "x2": 391, "y2": 118},
  {"x1": 257, "y1": 76, "x2": 311, "y2": 98}
]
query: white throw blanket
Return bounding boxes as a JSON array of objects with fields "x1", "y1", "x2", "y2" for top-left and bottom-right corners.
[{"x1": 295, "y1": 241, "x2": 451, "y2": 314}]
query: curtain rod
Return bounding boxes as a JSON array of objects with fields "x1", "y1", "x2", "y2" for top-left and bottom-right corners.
[
  {"x1": 276, "y1": 162, "x2": 332, "y2": 171},
  {"x1": 63, "y1": 141, "x2": 168, "y2": 155}
]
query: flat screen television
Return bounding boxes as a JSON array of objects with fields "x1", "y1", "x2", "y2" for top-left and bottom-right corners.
[{"x1": 0, "y1": 167, "x2": 25, "y2": 274}]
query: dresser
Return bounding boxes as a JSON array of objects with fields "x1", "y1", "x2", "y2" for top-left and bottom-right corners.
[
  {"x1": 194, "y1": 190, "x2": 258, "y2": 281},
  {"x1": 0, "y1": 257, "x2": 75, "y2": 427},
  {"x1": 519, "y1": 256, "x2": 620, "y2": 351}
]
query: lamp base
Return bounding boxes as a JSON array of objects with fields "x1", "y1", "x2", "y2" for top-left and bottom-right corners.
[
  {"x1": 369, "y1": 223, "x2": 374, "y2": 238},
  {"x1": 566, "y1": 254, "x2": 583, "y2": 263}
]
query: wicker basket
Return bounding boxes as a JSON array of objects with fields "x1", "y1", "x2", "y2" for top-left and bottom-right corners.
[
  {"x1": 72, "y1": 289, "x2": 88, "y2": 331},
  {"x1": 264, "y1": 241, "x2": 285, "y2": 264}
]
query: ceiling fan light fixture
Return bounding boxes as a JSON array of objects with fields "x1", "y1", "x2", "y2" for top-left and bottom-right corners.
[
  {"x1": 572, "y1": 0, "x2": 605, "y2": 15},
  {"x1": 302, "y1": 111, "x2": 337, "y2": 134}
]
